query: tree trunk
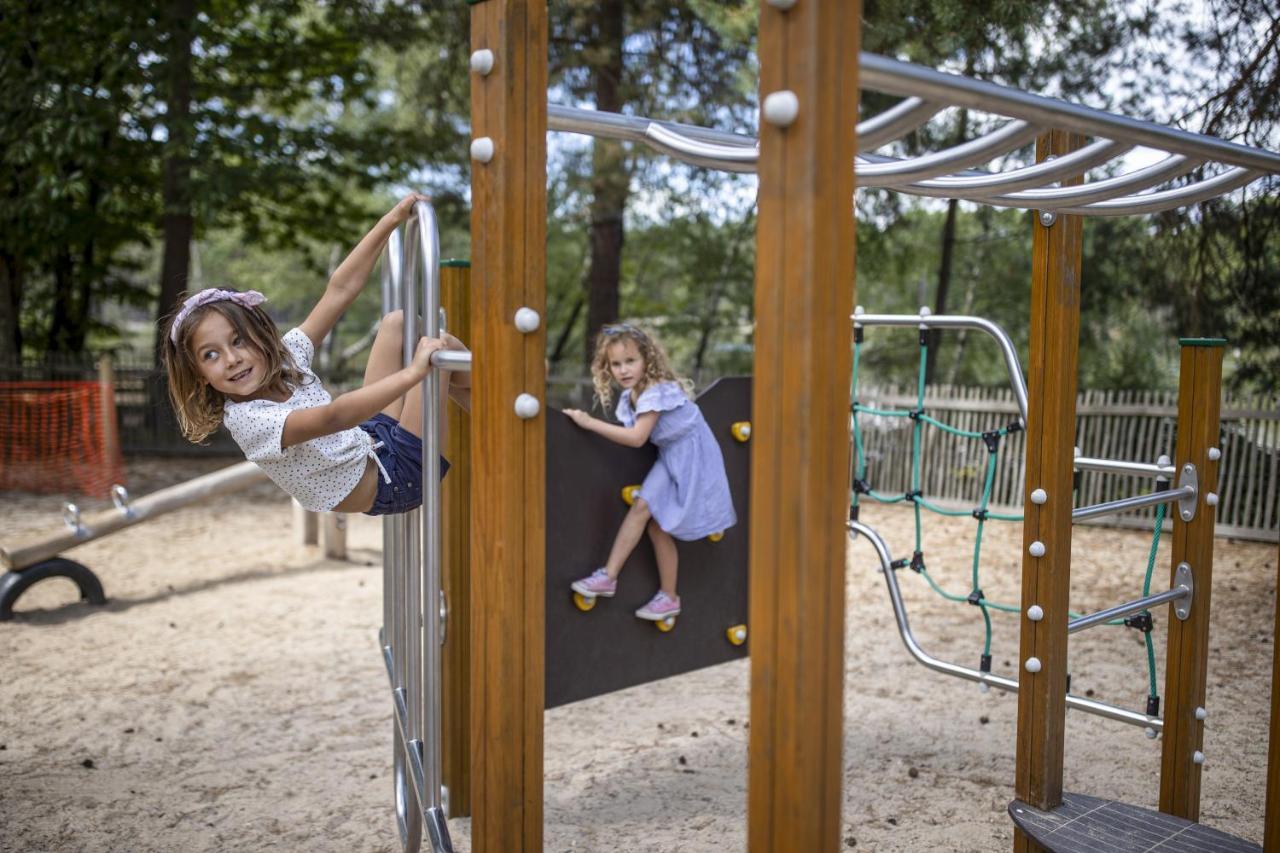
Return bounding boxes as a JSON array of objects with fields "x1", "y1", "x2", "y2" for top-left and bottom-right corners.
[
  {"x1": 550, "y1": 294, "x2": 583, "y2": 366},
  {"x1": 925, "y1": 196, "x2": 959, "y2": 386},
  {"x1": 582, "y1": 0, "x2": 628, "y2": 368},
  {"x1": 48, "y1": 248, "x2": 76, "y2": 352},
  {"x1": 155, "y1": 0, "x2": 196, "y2": 364},
  {"x1": 0, "y1": 252, "x2": 22, "y2": 360}
]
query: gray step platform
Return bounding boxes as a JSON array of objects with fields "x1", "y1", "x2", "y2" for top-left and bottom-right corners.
[{"x1": 1008, "y1": 792, "x2": 1260, "y2": 852}]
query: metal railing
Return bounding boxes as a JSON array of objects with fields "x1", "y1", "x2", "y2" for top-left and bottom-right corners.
[{"x1": 379, "y1": 200, "x2": 469, "y2": 853}]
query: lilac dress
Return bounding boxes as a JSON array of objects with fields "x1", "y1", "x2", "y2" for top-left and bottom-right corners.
[{"x1": 616, "y1": 381, "x2": 737, "y2": 541}]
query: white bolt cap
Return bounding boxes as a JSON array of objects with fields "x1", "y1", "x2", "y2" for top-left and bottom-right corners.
[
  {"x1": 514, "y1": 393, "x2": 540, "y2": 419},
  {"x1": 1207, "y1": 447, "x2": 1221, "y2": 461},
  {"x1": 1027, "y1": 605, "x2": 1044, "y2": 622},
  {"x1": 979, "y1": 683, "x2": 990, "y2": 694},
  {"x1": 469, "y1": 49, "x2": 495, "y2": 75},
  {"x1": 514, "y1": 307, "x2": 541, "y2": 333},
  {"x1": 1158, "y1": 454, "x2": 1172, "y2": 466},
  {"x1": 470, "y1": 137, "x2": 495, "y2": 163},
  {"x1": 1195, "y1": 706, "x2": 1207, "y2": 720},
  {"x1": 1025, "y1": 657, "x2": 1042, "y2": 674},
  {"x1": 1031, "y1": 488, "x2": 1047, "y2": 505},
  {"x1": 1029, "y1": 541, "x2": 1046, "y2": 558},
  {"x1": 854, "y1": 305, "x2": 864, "y2": 316},
  {"x1": 1192, "y1": 750, "x2": 1205, "y2": 765},
  {"x1": 1205, "y1": 492, "x2": 1218, "y2": 507},
  {"x1": 1145, "y1": 727, "x2": 1158, "y2": 740},
  {"x1": 762, "y1": 90, "x2": 799, "y2": 127}
]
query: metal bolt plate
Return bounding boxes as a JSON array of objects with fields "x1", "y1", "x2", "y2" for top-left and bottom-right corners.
[
  {"x1": 1174, "y1": 562, "x2": 1193, "y2": 621},
  {"x1": 1177, "y1": 463, "x2": 1198, "y2": 522}
]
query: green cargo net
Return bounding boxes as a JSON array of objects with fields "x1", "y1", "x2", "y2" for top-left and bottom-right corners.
[{"x1": 850, "y1": 329, "x2": 1164, "y2": 707}]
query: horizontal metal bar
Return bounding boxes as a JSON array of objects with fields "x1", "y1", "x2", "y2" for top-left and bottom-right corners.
[
  {"x1": 431, "y1": 350, "x2": 472, "y2": 372},
  {"x1": 1072, "y1": 484, "x2": 1194, "y2": 521},
  {"x1": 852, "y1": 312, "x2": 1028, "y2": 423},
  {"x1": 1075, "y1": 457, "x2": 1175, "y2": 478},
  {"x1": 857, "y1": 121, "x2": 1040, "y2": 185},
  {"x1": 850, "y1": 520, "x2": 1161, "y2": 731},
  {"x1": 1069, "y1": 586, "x2": 1190, "y2": 634},
  {"x1": 858, "y1": 52, "x2": 1280, "y2": 174},
  {"x1": 857, "y1": 97, "x2": 945, "y2": 152}
]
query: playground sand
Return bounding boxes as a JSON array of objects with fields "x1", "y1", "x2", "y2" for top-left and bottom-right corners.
[{"x1": 0, "y1": 458, "x2": 1274, "y2": 852}]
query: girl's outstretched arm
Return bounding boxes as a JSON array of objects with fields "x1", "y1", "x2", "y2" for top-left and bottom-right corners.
[
  {"x1": 299, "y1": 192, "x2": 431, "y2": 348},
  {"x1": 281, "y1": 336, "x2": 443, "y2": 449},
  {"x1": 563, "y1": 409, "x2": 658, "y2": 448}
]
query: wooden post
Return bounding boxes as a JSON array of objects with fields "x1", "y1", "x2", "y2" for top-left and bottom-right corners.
[
  {"x1": 1159, "y1": 339, "x2": 1225, "y2": 820},
  {"x1": 97, "y1": 355, "x2": 124, "y2": 493},
  {"x1": 469, "y1": 3, "x2": 546, "y2": 851},
  {"x1": 292, "y1": 499, "x2": 319, "y2": 546},
  {"x1": 321, "y1": 512, "x2": 347, "y2": 560},
  {"x1": 1266, "y1": 541, "x2": 1280, "y2": 850},
  {"x1": 748, "y1": 3, "x2": 858, "y2": 851},
  {"x1": 441, "y1": 261, "x2": 472, "y2": 818},
  {"x1": 1013, "y1": 130, "x2": 1085, "y2": 853}
]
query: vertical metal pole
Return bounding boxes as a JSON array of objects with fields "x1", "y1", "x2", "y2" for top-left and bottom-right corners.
[{"x1": 1266, "y1": 540, "x2": 1280, "y2": 850}]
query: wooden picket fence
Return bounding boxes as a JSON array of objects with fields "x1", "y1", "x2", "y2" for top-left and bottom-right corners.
[{"x1": 855, "y1": 384, "x2": 1279, "y2": 543}]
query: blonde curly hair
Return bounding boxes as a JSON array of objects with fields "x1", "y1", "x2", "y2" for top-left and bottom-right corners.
[
  {"x1": 162, "y1": 294, "x2": 307, "y2": 444},
  {"x1": 589, "y1": 323, "x2": 692, "y2": 411}
]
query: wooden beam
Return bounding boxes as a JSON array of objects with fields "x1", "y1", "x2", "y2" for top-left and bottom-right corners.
[
  {"x1": 1013, "y1": 131, "x2": 1085, "y2": 853},
  {"x1": 468, "y1": 3, "x2": 546, "y2": 851},
  {"x1": 748, "y1": 3, "x2": 859, "y2": 851},
  {"x1": 441, "y1": 262, "x2": 472, "y2": 819},
  {"x1": 1159, "y1": 339, "x2": 1225, "y2": 820},
  {"x1": 1266, "y1": 540, "x2": 1280, "y2": 850}
]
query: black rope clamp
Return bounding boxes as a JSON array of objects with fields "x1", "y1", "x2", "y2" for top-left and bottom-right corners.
[
  {"x1": 972, "y1": 508, "x2": 989, "y2": 521},
  {"x1": 981, "y1": 430, "x2": 1001, "y2": 453},
  {"x1": 848, "y1": 504, "x2": 860, "y2": 522},
  {"x1": 1005, "y1": 420, "x2": 1023, "y2": 434},
  {"x1": 905, "y1": 489, "x2": 923, "y2": 503},
  {"x1": 909, "y1": 550, "x2": 926, "y2": 573},
  {"x1": 1124, "y1": 612, "x2": 1154, "y2": 633},
  {"x1": 908, "y1": 408, "x2": 924, "y2": 421},
  {"x1": 889, "y1": 558, "x2": 909, "y2": 571},
  {"x1": 1155, "y1": 476, "x2": 1171, "y2": 492},
  {"x1": 853, "y1": 478, "x2": 871, "y2": 495},
  {"x1": 980, "y1": 654, "x2": 992, "y2": 674},
  {"x1": 967, "y1": 589, "x2": 985, "y2": 606},
  {"x1": 1146, "y1": 695, "x2": 1161, "y2": 717},
  {"x1": 854, "y1": 326, "x2": 864, "y2": 344}
]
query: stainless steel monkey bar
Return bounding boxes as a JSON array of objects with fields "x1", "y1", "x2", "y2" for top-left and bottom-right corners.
[
  {"x1": 548, "y1": 52, "x2": 1280, "y2": 214},
  {"x1": 379, "y1": 200, "x2": 471, "y2": 853}
]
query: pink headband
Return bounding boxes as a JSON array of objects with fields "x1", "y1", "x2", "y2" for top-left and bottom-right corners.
[{"x1": 168, "y1": 289, "x2": 268, "y2": 345}]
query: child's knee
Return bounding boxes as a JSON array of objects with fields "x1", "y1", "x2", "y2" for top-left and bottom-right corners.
[
  {"x1": 380, "y1": 309, "x2": 405, "y2": 335},
  {"x1": 630, "y1": 497, "x2": 652, "y2": 520}
]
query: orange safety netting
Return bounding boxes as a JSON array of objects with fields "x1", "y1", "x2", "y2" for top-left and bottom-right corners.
[{"x1": 0, "y1": 380, "x2": 125, "y2": 499}]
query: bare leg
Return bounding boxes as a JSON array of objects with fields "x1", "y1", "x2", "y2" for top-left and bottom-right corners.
[
  {"x1": 647, "y1": 519, "x2": 679, "y2": 599},
  {"x1": 602, "y1": 498, "x2": 652, "y2": 579},
  {"x1": 362, "y1": 310, "x2": 408, "y2": 420}
]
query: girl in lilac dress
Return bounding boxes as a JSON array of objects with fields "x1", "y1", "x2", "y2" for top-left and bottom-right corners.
[{"x1": 564, "y1": 324, "x2": 737, "y2": 622}]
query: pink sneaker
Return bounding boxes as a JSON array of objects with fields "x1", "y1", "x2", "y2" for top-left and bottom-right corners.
[
  {"x1": 635, "y1": 591, "x2": 681, "y2": 621},
  {"x1": 571, "y1": 568, "x2": 617, "y2": 598}
]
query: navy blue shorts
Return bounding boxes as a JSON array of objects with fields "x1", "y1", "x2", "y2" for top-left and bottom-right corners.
[{"x1": 358, "y1": 412, "x2": 449, "y2": 516}]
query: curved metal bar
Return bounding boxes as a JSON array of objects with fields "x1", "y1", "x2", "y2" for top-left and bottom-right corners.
[
  {"x1": 642, "y1": 123, "x2": 758, "y2": 173},
  {"x1": 859, "y1": 52, "x2": 1280, "y2": 174},
  {"x1": 849, "y1": 520, "x2": 1161, "y2": 730},
  {"x1": 1059, "y1": 167, "x2": 1260, "y2": 216},
  {"x1": 856, "y1": 96, "x2": 945, "y2": 152},
  {"x1": 992, "y1": 153, "x2": 1201, "y2": 207},
  {"x1": 853, "y1": 312, "x2": 1028, "y2": 423},
  {"x1": 883, "y1": 138, "x2": 1132, "y2": 196},
  {"x1": 550, "y1": 103, "x2": 754, "y2": 149},
  {"x1": 856, "y1": 120, "x2": 1040, "y2": 186}
]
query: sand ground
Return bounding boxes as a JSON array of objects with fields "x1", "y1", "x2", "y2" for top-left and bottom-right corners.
[{"x1": 0, "y1": 458, "x2": 1274, "y2": 852}]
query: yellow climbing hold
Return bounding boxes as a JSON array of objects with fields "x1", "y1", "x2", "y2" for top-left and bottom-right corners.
[
  {"x1": 726, "y1": 624, "x2": 748, "y2": 646},
  {"x1": 731, "y1": 421, "x2": 752, "y2": 442},
  {"x1": 621, "y1": 485, "x2": 641, "y2": 506}
]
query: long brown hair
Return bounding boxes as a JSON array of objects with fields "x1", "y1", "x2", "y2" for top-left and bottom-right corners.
[
  {"x1": 162, "y1": 294, "x2": 306, "y2": 443},
  {"x1": 589, "y1": 323, "x2": 691, "y2": 411}
]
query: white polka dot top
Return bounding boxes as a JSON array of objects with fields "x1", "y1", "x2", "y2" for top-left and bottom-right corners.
[{"x1": 223, "y1": 328, "x2": 375, "y2": 512}]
